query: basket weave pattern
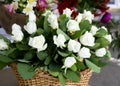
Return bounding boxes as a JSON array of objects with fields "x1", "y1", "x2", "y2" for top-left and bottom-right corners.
[{"x1": 10, "y1": 63, "x2": 92, "y2": 86}]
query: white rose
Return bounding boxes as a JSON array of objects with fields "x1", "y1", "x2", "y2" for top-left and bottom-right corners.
[
  {"x1": 28, "y1": 35, "x2": 47, "y2": 52},
  {"x1": 95, "y1": 48, "x2": 106, "y2": 57},
  {"x1": 75, "y1": 13, "x2": 83, "y2": 23},
  {"x1": 24, "y1": 21, "x2": 37, "y2": 34},
  {"x1": 63, "y1": 8, "x2": 73, "y2": 18},
  {"x1": 0, "y1": 39, "x2": 8, "y2": 50},
  {"x1": 90, "y1": 25, "x2": 99, "y2": 35},
  {"x1": 67, "y1": 20, "x2": 80, "y2": 32},
  {"x1": 29, "y1": 12, "x2": 36, "y2": 22},
  {"x1": 83, "y1": 10, "x2": 94, "y2": 23},
  {"x1": 68, "y1": 39, "x2": 81, "y2": 53},
  {"x1": 53, "y1": 34, "x2": 66, "y2": 48},
  {"x1": 80, "y1": 31, "x2": 95, "y2": 46},
  {"x1": 78, "y1": 47, "x2": 91, "y2": 58},
  {"x1": 12, "y1": 23, "x2": 24, "y2": 42},
  {"x1": 104, "y1": 34, "x2": 112, "y2": 43},
  {"x1": 47, "y1": 13, "x2": 58, "y2": 29},
  {"x1": 64, "y1": 57, "x2": 76, "y2": 68}
]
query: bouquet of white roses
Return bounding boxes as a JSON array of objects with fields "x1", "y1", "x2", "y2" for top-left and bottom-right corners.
[{"x1": 0, "y1": 6, "x2": 112, "y2": 85}]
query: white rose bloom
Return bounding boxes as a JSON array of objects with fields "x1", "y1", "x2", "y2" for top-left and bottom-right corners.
[
  {"x1": 63, "y1": 8, "x2": 73, "y2": 18},
  {"x1": 78, "y1": 47, "x2": 91, "y2": 58},
  {"x1": 90, "y1": 25, "x2": 99, "y2": 35},
  {"x1": 80, "y1": 31, "x2": 95, "y2": 46},
  {"x1": 24, "y1": 21, "x2": 37, "y2": 34},
  {"x1": 75, "y1": 13, "x2": 83, "y2": 23},
  {"x1": 68, "y1": 39, "x2": 81, "y2": 53},
  {"x1": 29, "y1": 12, "x2": 36, "y2": 22},
  {"x1": 27, "y1": 0, "x2": 37, "y2": 7},
  {"x1": 53, "y1": 34, "x2": 66, "y2": 48},
  {"x1": 47, "y1": 13, "x2": 58, "y2": 29},
  {"x1": 28, "y1": 35, "x2": 47, "y2": 52},
  {"x1": 12, "y1": 23, "x2": 24, "y2": 42},
  {"x1": 67, "y1": 20, "x2": 80, "y2": 32},
  {"x1": 0, "y1": 39, "x2": 8, "y2": 50},
  {"x1": 95, "y1": 48, "x2": 106, "y2": 57},
  {"x1": 64, "y1": 57, "x2": 76, "y2": 68},
  {"x1": 104, "y1": 34, "x2": 112, "y2": 43},
  {"x1": 83, "y1": 10, "x2": 94, "y2": 23}
]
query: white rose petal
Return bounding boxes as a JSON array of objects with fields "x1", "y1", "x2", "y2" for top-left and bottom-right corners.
[
  {"x1": 68, "y1": 39, "x2": 81, "y2": 53},
  {"x1": 83, "y1": 10, "x2": 94, "y2": 23},
  {"x1": 104, "y1": 34, "x2": 112, "y2": 43},
  {"x1": 12, "y1": 23, "x2": 24, "y2": 42},
  {"x1": 90, "y1": 25, "x2": 99, "y2": 35},
  {"x1": 80, "y1": 31, "x2": 95, "y2": 46},
  {"x1": 29, "y1": 12, "x2": 36, "y2": 22},
  {"x1": 78, "y1": 47, "x2": 91, "y2": 58},
  {"x1": 95, "y1": 48, "x2": 106, "y2": 57},
  {"x1": 28, "y1": 35, "x2": 47, "y2": 52},
  {"x1": 24, "y1": 21, "x2": 37, "y2": 34},
  {"x1": 64, "y1": 57, "x2": 76, "y2": 68},
  {"x1": 47, "y1": 13, "x2": 58, "y2": 29},
  {"x1": 53, "y1": 34, "x2": 66, "y2": 48},
  {"x1": 63, "y1": 8, "x2": 73, "y2": 18},
  {"x1": 75, "y1": 13, "x2": 83, "y2": 23},
  {"x1": 67, "y1": 19, "x2": 80, "y2": 32},
  {"x1": 0, "y1": 39, "x2": 8, "y2": 50}
]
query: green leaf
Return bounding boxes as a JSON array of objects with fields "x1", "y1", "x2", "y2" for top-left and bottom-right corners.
[
  {"x1": 48, "y1": 70, "x2": 59, "y2": 77},
  {"x1": 76, "y1": 61, "x2": 87, "y2": 70},
  {"x1": 49, "y1": 62, "x2": 61, "y2": 71},
  {"x1": 59, "y1": 17, "x2": 69, "y2": 32},
  {"x1": 89, "y1": 43, "x2": 100, "y2": 49},
  {"x1": 0, "y1": 61, "x2": 7, "y2": 69},
  {"x1": 96, "y1": 37, "x2": 110, "y2": 47},
  {"x1": 36, "y1": 28, "x2": 44, "y2": 35},
  {"x1": 58, "y1": 73, "x2": 66, "y2": 86},
  {"x1": 44, "y1": 56, "x2": 52, "y2": 65},
  {"x1": 24, "y1": 51, "x2": 35, "y2": 60},
  {"x1": 18, "y1": 59, "x2": 30, "y2": 63},
  {"x1": 71, "y1": 64, "x2": 77, "y2": 71},
  {"x1": 65, "y1": 69, "x2": 80, "y2": 82},
  {"x1": 0, "y1": 55, "x2": 13, "y2": 63},
  {"x1": 57, "y1": 28, "x2": 70, "y2": 40},
  {"x1": 105, "y1": 50, "x2": 111, "y2": 59},
  {"x1": 85, "y1": 59, "x2": 100, "y2": 73},
  {"x1": 17, "y1": 63, "x2": 36, "y2": 79},
  {"x1": 58, "y1": 50, "x2": 72, "y2": 57},
  {"x1": 95, "y1": 29, "x2": 107, "y2": 37},
  {"x1": 80, "y1": 20, "x2": 91, "y2": 31},
  {"x1": 16, "y1": 43, "x2": 30, "y2": 50},
  {"x1": 71, "y1": 30, "x2": 81, "y2": 39},
  {"x1": 1, "y1": 48, "x2": 16, "y2": 56},
  {"x1": 37, "y1": 51, "x2": 48, "y2": 60},
  {"x1": 44, "y1": 14, "x2": 50, "y2": 33}
]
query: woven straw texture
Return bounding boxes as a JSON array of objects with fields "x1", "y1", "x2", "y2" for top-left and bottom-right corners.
[{"x1": 10, "y1": 63, "x2": 92, "y2": 86}]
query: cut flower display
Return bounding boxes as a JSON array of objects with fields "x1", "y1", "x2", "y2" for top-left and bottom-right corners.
[{"x1": 0, "y1": 6, "x2": 112, "y2": 86}]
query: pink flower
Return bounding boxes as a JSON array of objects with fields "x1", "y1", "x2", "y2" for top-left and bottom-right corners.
[
  {"x1": 4, "y1": 4, "x2": 15, "y2": 13},
  {"x1": 37, "y1": 0, "x2": 47, "y2": 11}
]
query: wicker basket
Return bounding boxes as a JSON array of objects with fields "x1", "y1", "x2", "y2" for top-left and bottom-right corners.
[{"x1": 10, "y1": 63, "x2": 92, "y2": 86}]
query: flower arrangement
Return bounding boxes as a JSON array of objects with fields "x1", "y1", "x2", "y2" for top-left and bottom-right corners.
[{"x1": 0, "y1": 0, "x2": 112, "y2": 86}]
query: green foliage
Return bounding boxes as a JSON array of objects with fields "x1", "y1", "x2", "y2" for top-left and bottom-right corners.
[
  {"x1": 17, "y1": 63, "x2": 36, "y2": 79},
  {"x1": 64, "y1": 69, "x2": 80, "y2": 82},
  {"x1": 85, "y1": 59, "x2": 100, "y2": 73}
]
